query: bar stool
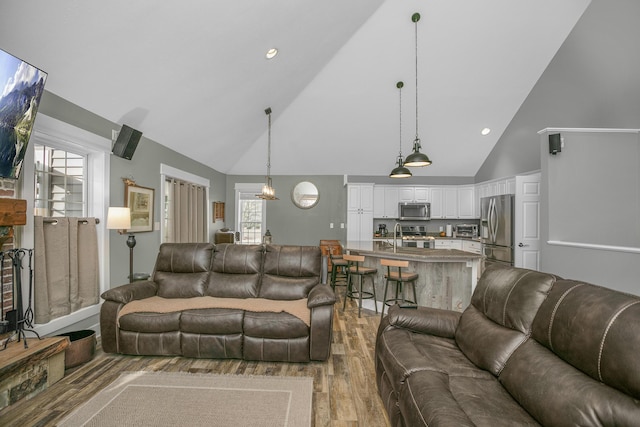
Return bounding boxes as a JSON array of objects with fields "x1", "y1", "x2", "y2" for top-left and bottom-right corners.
[
  {"x1": 380, "y1": 259, "x2": 418, "y2": 319},
  {"x1": 329, "y1": 252, "x2": 348, "y2": 290},
  {"x1": 342, "y1": 254, "x2": 378, "y2": 317}
]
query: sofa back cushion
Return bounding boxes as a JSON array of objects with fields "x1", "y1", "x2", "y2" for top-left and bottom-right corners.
[
  {"x1": 259, "y1": 245, "x2": 321, "y2": 300},
  {"x1": 153, "y1": 243, "x2": 213, "y2": 298},
  {"x1": 531, "y1": 279, "x2": 640, "y2": 399},
  {"x1": 205, "y1": 244, "x2": 263, "y2": 298},
  {"x1": 455, "y1": 265, "x2": 558, "y2": 376},
  {"x1": 497, "y1": 279, "x2": 640, "y2": 425}
]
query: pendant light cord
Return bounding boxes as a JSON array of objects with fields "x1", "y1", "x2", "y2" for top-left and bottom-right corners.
[
  {"x1": 266, "y1": 108, "x2": 271, "y2": 177},
  {"x1": 414, "y1": 14, "x2": 420, "y2": 142},
  {"x1": 398, "y1": 82, "x2": 403, "y2": 157}
]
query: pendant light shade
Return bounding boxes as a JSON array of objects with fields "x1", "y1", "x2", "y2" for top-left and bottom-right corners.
[
  {"x1": 256, "y1": 107, "x2": 278, "y2": 200},
  {"x1": 404, "y1": 12, "x2": 432, "y2": 168},
  {"x1": 389, "y1": 81, "x2": 412, "y2": 178}
]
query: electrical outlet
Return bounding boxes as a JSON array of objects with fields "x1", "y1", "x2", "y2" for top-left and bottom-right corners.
[
  {"x1": 340, "y1": 223, "x2": 345, "y2": 228},
  {"x1": 330, "y1": 223, "x2": 334, "y2": 228}
]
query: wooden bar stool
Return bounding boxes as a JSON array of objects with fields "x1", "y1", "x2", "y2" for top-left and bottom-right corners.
[
  {"x1": 380, "y1": 258, "x2": 418, "y2": 319},
  {"x1": 329, "y1": 252, "x2": 348, "y2": 290},
  {"x1": 342, "y1": 254, "x2": 378, "y2": 317}
]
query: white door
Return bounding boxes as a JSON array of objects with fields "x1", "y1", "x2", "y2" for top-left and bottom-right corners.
[{"x1": 514, "y1": 173, "x2": 541, "y2": 270}]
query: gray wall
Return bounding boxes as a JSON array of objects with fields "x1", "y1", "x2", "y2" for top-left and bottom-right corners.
[
  {"x1": 475, "y1": 0, "x2": 640, "y2": 182},
  {"x1": 226, "y1": 175, "x2": 347, "y2": 246},
  {"x1": 539, "y1": 130, "x2": 640, "y2": 295},
  {"x1": 39, "y1": 91, "x2": 227, "y2": 287}
]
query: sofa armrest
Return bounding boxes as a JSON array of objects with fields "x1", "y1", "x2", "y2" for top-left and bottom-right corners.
[
  {"x1": 307, "y1": 284, "x2": 337, "y2": 308},
  {"x1": 101, "y1": 280, "x2": 158, "y2": 304},
  {"x1": 386, "y1": 304, "x2": 461, "y2": 338}
]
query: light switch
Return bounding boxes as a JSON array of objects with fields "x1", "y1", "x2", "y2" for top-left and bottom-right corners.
[
  {"x1": 330, "y1": 223, "x2": 334, "y2": 228},
  {"x1": 340, "y1": 223, "x2": 345, "y2": 228}
]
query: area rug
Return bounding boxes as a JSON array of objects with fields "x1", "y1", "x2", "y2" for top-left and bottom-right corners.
[{"x1": 59, "y1": 371, "x2": 313, "y2": 427}]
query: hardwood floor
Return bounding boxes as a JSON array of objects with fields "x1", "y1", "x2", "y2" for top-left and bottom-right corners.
[{"x1": 0, "y1": 289, "x2": 391, "y2": 427}]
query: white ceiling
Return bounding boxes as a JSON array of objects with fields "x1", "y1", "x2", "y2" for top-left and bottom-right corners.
[{"x1": 0, "y1": 0, "x2": 591, "y2": 177}]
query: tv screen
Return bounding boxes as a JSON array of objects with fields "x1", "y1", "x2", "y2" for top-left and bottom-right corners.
[{"x1": 0, "y1": 48, "x2": 47, "y2": 179}]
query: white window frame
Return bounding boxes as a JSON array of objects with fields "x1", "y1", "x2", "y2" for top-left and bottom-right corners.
[
  {"x1": 19, "y1": 114, "x2": 110, "y2": 336},
  {"x1": 234, "y1": 183, "x2": 266, "y2": 244},
  {"x1": 160, "y1": 163, "x2": 210, "y2": 243}
]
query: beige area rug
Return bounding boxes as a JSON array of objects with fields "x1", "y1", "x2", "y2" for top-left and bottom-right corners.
[{"x1": 59, "y1": 372, "x2": 313, "y2": 427}]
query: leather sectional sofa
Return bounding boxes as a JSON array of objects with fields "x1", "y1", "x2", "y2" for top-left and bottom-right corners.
[
  {"x1": 100, "y1": 243, "x2": 336, "y2": 362},
  {"x1": 376, "y1": 265, "x2": 640, "y2": 426}
]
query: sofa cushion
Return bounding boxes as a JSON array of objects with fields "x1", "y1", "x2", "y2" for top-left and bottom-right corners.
[
  {"x1": 499, "y1": 339, "x2": 640, "y2": 426},
  {"x1": 119, "y1": 311, "x2": 181, "y2": 333},
  {"x1": 531, "y1": 279, "x2": 640, "y2": 400},
  {"x1": 400, "y1": 370, "x2": 539, "y2": 427},
  {"x1": 259, "y1": 245, "x2": 321, "y2": 300},
  {"x1": 206, "y1": 244, "x2": 263, "y2": 298},
  {"x1": 153, "y1": 243, "x2": 213, "y2": 298},
  {"x1": 455, "y1": 265, "x2": 558, "y2": 376},
  {"x1": 180, "y1": 308, "x2": 244, "y2": 335},
  {"x1": 243, "y1": 311, "x2": 309, "y2": 339}
]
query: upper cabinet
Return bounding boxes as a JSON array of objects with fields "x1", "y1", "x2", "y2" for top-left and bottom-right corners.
[
  {"x1": 398, "y1": 186, "x2": 429, "y2": 203},
  {"x1": 348, "y1": 183, "x2": 374, "y2": 212},
  {"x1": 430, "y1": 187, "x2": 458, "y2": 219},
  {"x1": 457, "y1": 186, "x2": 475, "y2": 219},
  {"x1": 374, "y1": 186, "x2": 399, "y2": 218}
]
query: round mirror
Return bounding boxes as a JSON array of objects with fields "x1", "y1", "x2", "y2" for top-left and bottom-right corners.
[{"x1": 291, "y1": 181, "x2": 320, "y2": 209}]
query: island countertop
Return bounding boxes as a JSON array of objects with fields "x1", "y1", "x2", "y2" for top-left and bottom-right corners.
[{"x1": 345, "y1": 241, "x2": 482, "y2": 262}]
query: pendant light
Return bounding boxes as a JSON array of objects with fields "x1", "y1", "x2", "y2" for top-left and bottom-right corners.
[
  {"x1": 404, "y1": 12, "x2": 432, "y2": 168},
  {"x1": 256, "y1": 107, "x2": 278, "y2": 200},
  {"x1": 389, "y1": 81, "x2": 412, "y2": 178}
]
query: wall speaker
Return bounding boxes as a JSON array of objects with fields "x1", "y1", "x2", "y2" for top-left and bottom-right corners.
[
  {"x1": 549, "y1": 133, "x2": 562, "y2": 155},
  {"x1": 112, "y1": 125, "x2": 142, "y2": 160}
]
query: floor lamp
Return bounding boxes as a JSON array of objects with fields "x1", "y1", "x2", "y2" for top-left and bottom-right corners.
[{"x1": 106, "y1": 207, "x2": 135, "y2": 282}]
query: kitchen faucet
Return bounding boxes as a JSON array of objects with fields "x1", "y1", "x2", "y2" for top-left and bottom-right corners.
[{"x1": 393, "y1": 223, "x2": 402, "y2": 253}]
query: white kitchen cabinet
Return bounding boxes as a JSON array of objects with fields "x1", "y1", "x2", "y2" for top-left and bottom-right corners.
[
  {"x1": 384, "y1": 186, "x2": 399, "y2": 218},
  {"x1": 347, "y1": 184, "x2": 374, "y2": 242},
  {"x1": 348, "y1": 184, "x2": 374, "y2": 212},
  {"x1": 398, "y1": 186, "x2": 429, "y2": 203},
  {"x1": 373, "y1": 186, "x2": 399, "y2": 218},
  {"x1": 431, "y1": 186, "x2": 458, "y2": 219},
  {"x1": 462, "y1": 240, "x2": 482, "y2": 254},
  {"x1": 457, "y1": 186, "x2": 475, "y2": 219},
  {"x1": 373, "y1": 186, "x2": 385, "y2": 218},
  {"x1": 347, "y1": 209, "x2": 373, "y2": 242},
  {"x1": 434, "y1": 239, "x2": 463, "y2": 250}
]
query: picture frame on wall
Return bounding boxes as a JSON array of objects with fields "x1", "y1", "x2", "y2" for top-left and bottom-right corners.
[{"x1": 125, "y1": 183, "x2": 154, "y2": 232}]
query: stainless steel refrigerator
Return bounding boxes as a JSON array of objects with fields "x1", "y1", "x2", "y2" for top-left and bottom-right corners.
[{"x1": 480, "y1": 194, "x2": 514, "y2": 266}]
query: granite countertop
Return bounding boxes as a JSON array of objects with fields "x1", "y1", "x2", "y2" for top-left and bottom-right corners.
[{"x1": 346, "y1": 241, "x2": 482, "y2": 261}]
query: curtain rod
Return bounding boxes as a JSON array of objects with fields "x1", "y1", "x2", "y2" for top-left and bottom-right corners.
[{"x1": 43, "y1": 218, "x2": 100, "y2": 225}]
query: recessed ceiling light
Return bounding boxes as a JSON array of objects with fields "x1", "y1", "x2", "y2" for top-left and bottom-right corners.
[
  {"x1": 481, "y1": 128, "x2": 491, "y2": 136},
  {"x1": 265, "y1": 48, "x2": 278, "y2": 59}
]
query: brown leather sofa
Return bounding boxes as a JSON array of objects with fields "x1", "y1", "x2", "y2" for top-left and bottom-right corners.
[
  {"x1": 100, "y1": 243, "x2": 336, "y2": 362},
  {"x1": 376, "y1": 265, "x2": 640, "y2": 426}
]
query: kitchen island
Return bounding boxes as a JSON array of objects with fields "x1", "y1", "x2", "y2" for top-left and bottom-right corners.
[{"x1": 345, "y1": 241, "x2": 482, "y2": 312}]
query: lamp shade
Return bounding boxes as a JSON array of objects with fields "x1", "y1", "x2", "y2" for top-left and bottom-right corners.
[{"x1": 107, "y1": 207, "x2": 131, "y2": 230}]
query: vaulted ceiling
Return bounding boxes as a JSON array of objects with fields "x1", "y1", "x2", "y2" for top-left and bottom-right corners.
[{"x1": 0, "y1": 0, "x2": 591, "y2": 177}]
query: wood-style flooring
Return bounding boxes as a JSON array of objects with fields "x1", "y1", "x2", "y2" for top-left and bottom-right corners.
[{"x1": 0, "y1": 288, "x2": 391, "y2": 427}]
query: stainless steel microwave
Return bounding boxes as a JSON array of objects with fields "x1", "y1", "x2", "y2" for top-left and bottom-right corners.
[{"x1": 398, "y1": 202, "x2": 430, "y2": 220}]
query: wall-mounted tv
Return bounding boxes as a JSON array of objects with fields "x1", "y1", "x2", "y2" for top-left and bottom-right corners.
[{"x1": 0, "y1": 48, "x2": 47, "y2": 179}]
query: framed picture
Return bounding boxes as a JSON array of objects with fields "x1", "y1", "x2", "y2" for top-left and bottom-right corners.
[{"x1": 125, "y1": 184, "x2": 154, "y2": 232}]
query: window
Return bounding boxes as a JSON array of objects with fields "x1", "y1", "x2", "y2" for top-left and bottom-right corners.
[
  {"x1": 33, "y1": 145, "x2": 86, "y2": 217},
  {"x1": 160, "y1": 164, "x2": 210, "y2": 244},
  {"x1": 235, "y1": 184, "x2": 266, "y2": 244},
  {"x1": 20, "y1": 114, "x2": 110, "y2": 336}
]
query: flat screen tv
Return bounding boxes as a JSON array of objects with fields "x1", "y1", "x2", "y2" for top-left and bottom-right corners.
[{"x1": 0, "y1": 47, "x2": 47, "y2": 179}]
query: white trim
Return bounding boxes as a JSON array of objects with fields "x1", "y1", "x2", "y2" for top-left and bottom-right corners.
[
  {"x1": 161, "y1": 163, "x2": 210, "y2": 187},
  {"x1": 547, "y1": 240, "x2": 640, "y2": 254},
  {"x1": 21, "y1": 114, "x2": 111, "y2": 336},
  {"x1": 538, "y1": 127, "x2": 640, "y2": 134}
]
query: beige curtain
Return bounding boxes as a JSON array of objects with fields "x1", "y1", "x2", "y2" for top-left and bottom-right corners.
[
  {"x1": 166, "y1": 178, "x2": 207, "y2": 243},
  {"x1": 34, "y1": 217, "x2": 99, "y2": 324}
]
